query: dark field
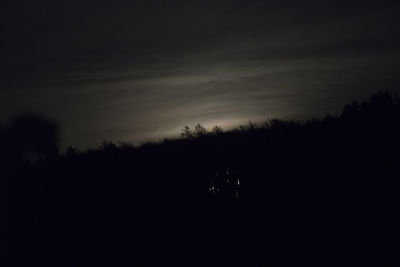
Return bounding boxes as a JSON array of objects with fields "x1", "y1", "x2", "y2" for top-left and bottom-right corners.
[{"x1": 3, "y1": 91, "x2": 400, "y2": 266}]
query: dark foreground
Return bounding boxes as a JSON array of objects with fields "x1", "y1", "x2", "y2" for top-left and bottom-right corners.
[{"x1": 3, "y1": 92, "x2": 400, "y2": 266}]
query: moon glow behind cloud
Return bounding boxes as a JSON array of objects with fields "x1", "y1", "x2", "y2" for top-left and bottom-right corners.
[{"x1": 1, "y1": 0, "x2": 399, "y2": 148}]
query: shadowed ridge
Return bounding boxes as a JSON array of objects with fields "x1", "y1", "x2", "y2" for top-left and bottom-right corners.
[{"x1": 5, "y1": 91, "x2": 400, "y2": 266}]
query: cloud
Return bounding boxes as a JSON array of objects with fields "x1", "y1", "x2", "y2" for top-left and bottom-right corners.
[{"x1": 1, "y1": 0, "x2": 400, "y2": 148}]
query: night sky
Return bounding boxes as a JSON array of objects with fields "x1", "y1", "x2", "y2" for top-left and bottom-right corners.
[{"x1": 1, "y1": 0, "x2": 400, "y2": 149}]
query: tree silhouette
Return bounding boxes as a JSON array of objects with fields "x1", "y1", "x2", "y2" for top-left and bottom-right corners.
[
  {"x1": 194, "y1": 123, "x2": 207, "y2": 137},
  {"x1": 65, "y1": 146, "x2": 80, "y2": 158},
  {"x1": 181, "y1": 125, "x2": 193, "y2": 139},
  {"x1": 211, "y1": 125, "x2": 223, "y2": 135},
  {"x1": 6, "y1": 113, "x2": 58, "y2": 162}
]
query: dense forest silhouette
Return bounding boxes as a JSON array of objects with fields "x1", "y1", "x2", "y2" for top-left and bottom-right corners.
[{"x1": 3, "y1": 91, "x2": 400, "y2": 266}]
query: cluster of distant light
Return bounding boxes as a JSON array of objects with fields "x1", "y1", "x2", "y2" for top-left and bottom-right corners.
[{"x1": 208, "y1": 170, "x2": 240, "y2": 198}]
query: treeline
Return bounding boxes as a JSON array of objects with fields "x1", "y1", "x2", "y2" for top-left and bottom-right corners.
[{"x1": 4, "y1": 91, "x2": 400, "y2": 266}]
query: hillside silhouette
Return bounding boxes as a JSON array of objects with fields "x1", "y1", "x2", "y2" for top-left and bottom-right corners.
[{"x1": 3, "y1": 91, "x2": 400, "y2": 266}]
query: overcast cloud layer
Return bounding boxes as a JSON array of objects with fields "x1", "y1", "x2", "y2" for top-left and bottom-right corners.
[{"x1": 1, "y1": 0, "x2": 400, "y2": 148}]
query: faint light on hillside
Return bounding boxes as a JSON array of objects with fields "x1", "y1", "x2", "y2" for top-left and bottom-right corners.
[{"x1": 208, "y1": 169, "x2": 241, "y2": 198}]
